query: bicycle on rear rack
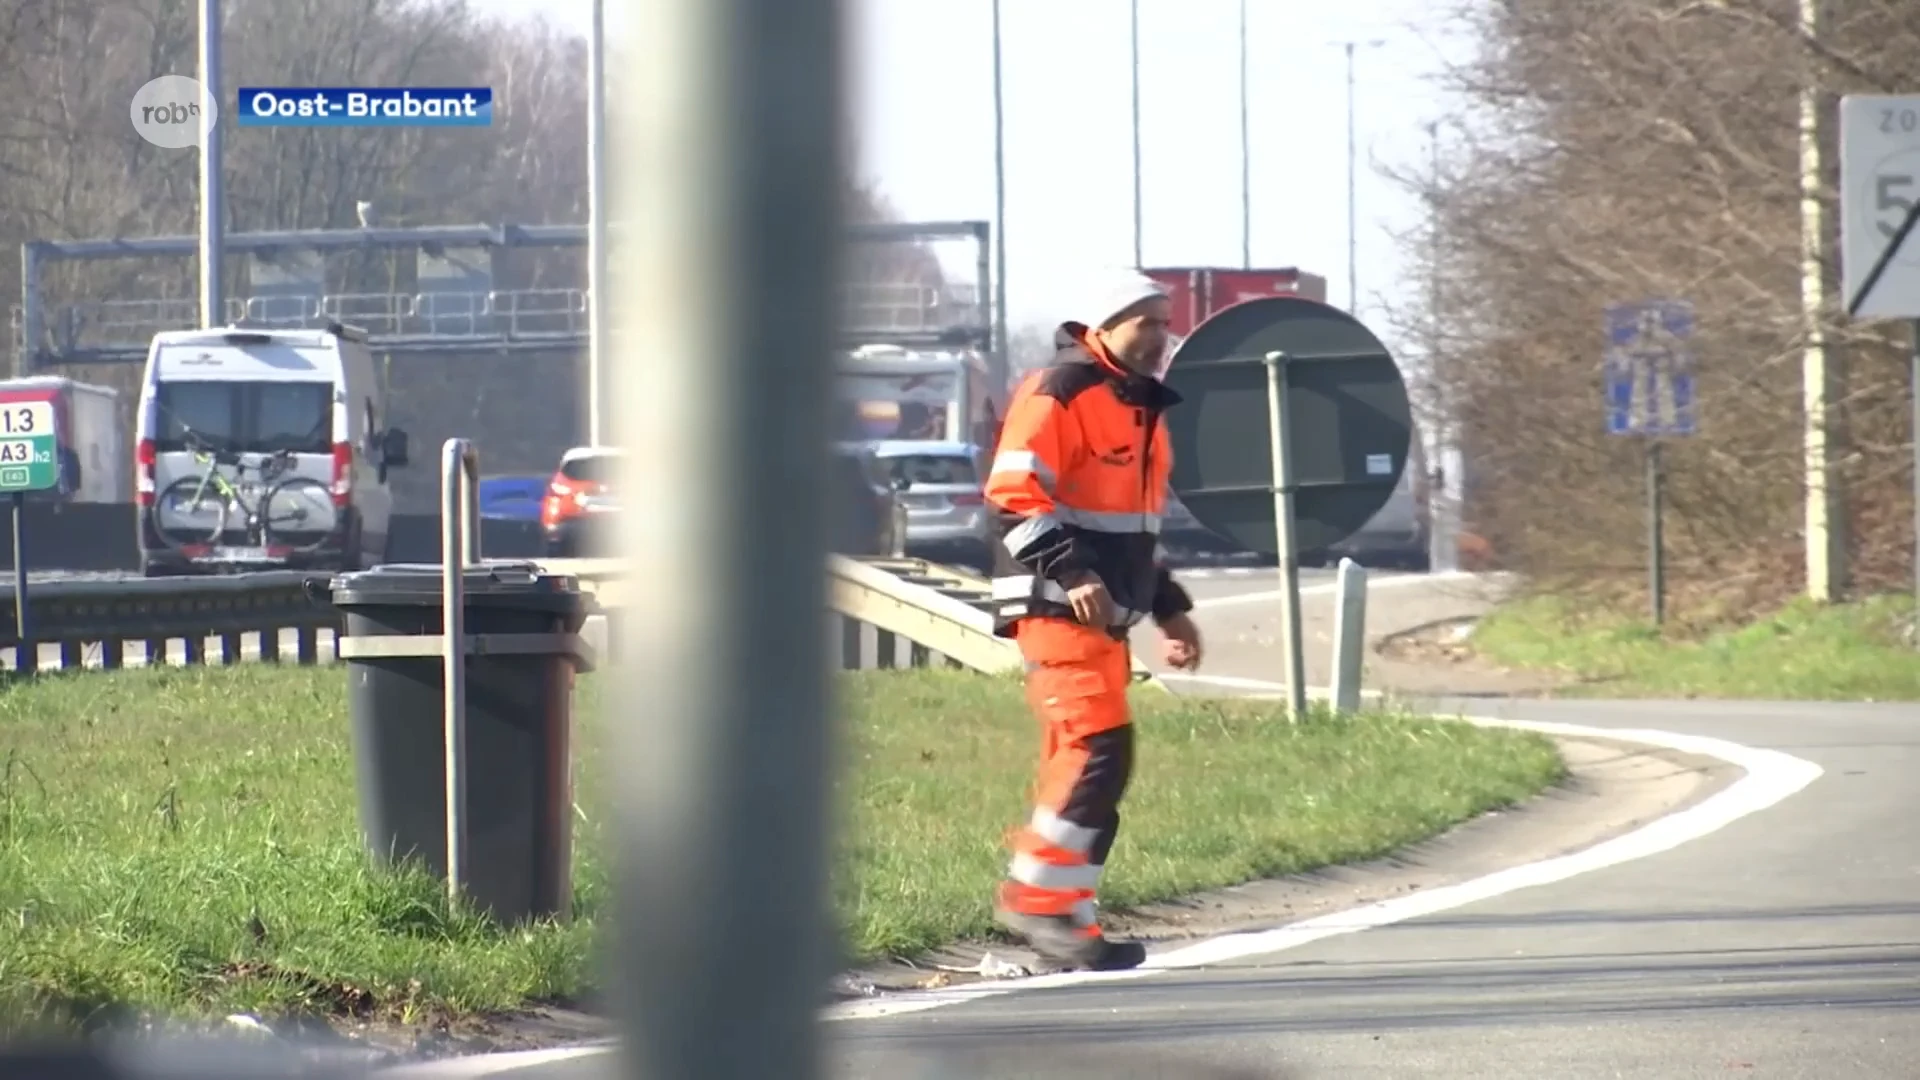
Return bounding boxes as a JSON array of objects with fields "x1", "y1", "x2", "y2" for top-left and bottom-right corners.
[{"x1": 151, "y1": 432, "x2": 337, "y2": 556}]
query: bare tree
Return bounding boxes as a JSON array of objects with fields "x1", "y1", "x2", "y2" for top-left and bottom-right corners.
[{"x1": 1379, "y1": 0, "x2": 1920, "y2": 616}]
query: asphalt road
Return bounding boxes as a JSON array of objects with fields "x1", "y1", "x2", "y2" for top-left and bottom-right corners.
[{"x1": 409, "y1": 572, "x2": 1920, "y2": 1079}]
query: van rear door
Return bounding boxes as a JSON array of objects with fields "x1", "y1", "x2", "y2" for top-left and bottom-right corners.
[{"x1": 148, "y1": 378, "x2": 339, "y2": 549}]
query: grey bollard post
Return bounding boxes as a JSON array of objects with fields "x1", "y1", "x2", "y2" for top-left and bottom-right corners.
[
  {"x1": 440, "y1": 437, "x2": 479, "y2": 904},
  {"x1": 1330, "y1": 557, "x2": 1368, "y2": 713}
]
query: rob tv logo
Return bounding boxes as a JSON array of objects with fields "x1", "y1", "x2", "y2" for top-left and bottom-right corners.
[{"x1": 130, "y1": 75, "x2": 219, "y2": 150}]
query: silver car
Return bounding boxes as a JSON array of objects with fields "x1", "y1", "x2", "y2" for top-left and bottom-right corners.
[{"x1": 866, "y1": 439, "x2": 993, "y2": 572}]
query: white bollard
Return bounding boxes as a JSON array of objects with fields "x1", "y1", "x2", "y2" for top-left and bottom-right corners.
[{"x1": 1330, "y1": 557, "x2": 1368, "y2": 713}]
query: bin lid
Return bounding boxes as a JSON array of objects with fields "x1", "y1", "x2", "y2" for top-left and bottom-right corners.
[{"x1": 329, "y1": 560, "x2": 586, "y2": 613}]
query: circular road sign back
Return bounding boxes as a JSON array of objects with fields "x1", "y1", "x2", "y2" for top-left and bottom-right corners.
[{"x1": 1161, "y1": 296, "x2": 1412, "y2": 559}]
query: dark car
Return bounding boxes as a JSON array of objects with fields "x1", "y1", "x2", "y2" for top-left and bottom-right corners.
[{"x1": 832, "y1": 442, "x2": 906, "y2": 557}]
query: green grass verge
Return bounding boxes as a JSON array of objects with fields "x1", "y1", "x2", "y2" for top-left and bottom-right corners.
[
  {"x1": 0, "y1": 664, "x2": 1563, "y2": 1036},
  {"x1": 1471, "y1": 592, "x2": 1920, "y2": 700}
]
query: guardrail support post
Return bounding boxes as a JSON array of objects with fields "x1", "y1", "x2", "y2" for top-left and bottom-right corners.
[
  {"x1": 1262, "y1": 349, "x2": 1308, "y2": 719},
  {"x1": 441, "y1": 437, "x2": 480, "y2": 904},
  {"x1": 1330, "y1": 557, "x2": 1368, "y2": 713}
]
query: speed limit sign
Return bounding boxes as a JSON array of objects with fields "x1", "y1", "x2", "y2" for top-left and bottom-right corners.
[{"x1": 1840, "y1": 95, "x2": 1920, "y2": 319}]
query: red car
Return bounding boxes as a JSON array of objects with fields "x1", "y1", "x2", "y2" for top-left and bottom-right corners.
[{"x1": 541, "y1": 445, "x2": 623, "y2": 557}]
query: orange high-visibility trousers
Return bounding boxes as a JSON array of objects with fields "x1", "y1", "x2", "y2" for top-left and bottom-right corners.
[{"x1": 996, "y1": 616, "x2": 1134, "y2": 928}]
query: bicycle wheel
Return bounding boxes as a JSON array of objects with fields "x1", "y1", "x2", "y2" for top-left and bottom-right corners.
[
  {"x1": 153, "y1": 477, "x2": 231, "y2": 551},
  {"x1": 260, "y1": 477, "x2": 337, "y2": 553}
]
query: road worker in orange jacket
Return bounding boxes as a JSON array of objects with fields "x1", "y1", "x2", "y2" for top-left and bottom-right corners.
[{"x1": 984, "y1": 272, "x2": 1203, "y2": 971}]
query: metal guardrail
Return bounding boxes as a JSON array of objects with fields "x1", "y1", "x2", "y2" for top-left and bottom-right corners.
[
  {"x1": 544, "y1": 554, "x2": 1167, "y2": 688},
  {"x1": 0, "y1": 570, "x2": 340, "y2": 674},
  {"x1": 0, "y1": 552, "x2": 1165, "y2": 692}
]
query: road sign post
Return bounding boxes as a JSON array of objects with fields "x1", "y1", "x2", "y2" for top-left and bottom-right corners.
[
  {"x1": 1604, "y1": 300, "x2": 1696, "y2": 627},
  {"x1": 1162, "y1": 297, "x2": 1414, "y2": 715},
  {"x1": 0, "y1": 399, "x2": 59, "y2": 670},
  {"x1": 1260, "y1": 350, "x2": 1307, "y2": 718},
  {"x1": 1840, "y1": 94, "x2": 1920, "y2": 646}
]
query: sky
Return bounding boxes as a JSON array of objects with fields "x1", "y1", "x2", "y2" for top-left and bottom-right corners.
[{"x1": 468, "y1": 0, "x2": 1473, "y2": 359}]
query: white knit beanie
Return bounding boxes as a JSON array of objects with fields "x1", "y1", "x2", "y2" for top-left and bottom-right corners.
[{"x1": 1086, "y1": 269, "x2": 1171, "y2": 331}]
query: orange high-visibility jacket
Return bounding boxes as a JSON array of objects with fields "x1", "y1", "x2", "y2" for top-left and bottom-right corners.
[{"x1": 984, "y1": 324, "x2": 1192, "y2": 639}]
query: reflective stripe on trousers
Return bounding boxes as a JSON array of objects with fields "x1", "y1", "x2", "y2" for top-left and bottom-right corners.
[{"x1": 996, "y1": 616, "x2": 1133, "y2": 924}]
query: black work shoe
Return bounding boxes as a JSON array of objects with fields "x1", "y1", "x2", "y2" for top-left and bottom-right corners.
[{"x1": 994, "y1": 908, "x2": 1148, "y2": 972}]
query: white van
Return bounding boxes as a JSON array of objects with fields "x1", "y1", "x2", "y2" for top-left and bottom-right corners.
[
  {"x1": 1328, "y1": 423, "x2": 1432, "y2": 570},
  {"x1": 135, "y1": 324, "x2": 410, "y2": 576}
]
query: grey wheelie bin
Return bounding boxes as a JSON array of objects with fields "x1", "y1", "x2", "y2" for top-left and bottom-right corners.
[{"x1": 330, "y1": 560, "x2": 594, "y2": 924}]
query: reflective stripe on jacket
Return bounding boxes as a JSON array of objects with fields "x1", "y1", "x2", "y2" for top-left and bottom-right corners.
[{"x1": 984, "y1": 323, "x2": 1193, "y2": 639}]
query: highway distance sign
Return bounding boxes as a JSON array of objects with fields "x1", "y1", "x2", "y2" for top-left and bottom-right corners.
[
  {"x1": 1840, "y1": 95, "x2": 1920, "y2": 319},
  {"x1": 0, "y1": 400, "x2": 57, "y2": 492}
]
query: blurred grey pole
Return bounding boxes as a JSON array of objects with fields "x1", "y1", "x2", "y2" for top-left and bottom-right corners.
[
  {"x1": 586, "y1": 0, "x2": 608, "y2": 445},
  {"x1": 606, "y1": 0, "x2": 840, "y2": 1075},
  {"x1": 1130, "y1": 0, "x2": 1142, "y2": 267},
  {"x1": 198, "y1": 0, "x2": 223, "y2": 327},
  {"x1": 1238, "y1": 0, "x2": 1250, "y2": 269},
  {"x1": 991, "y1": 0, "x2": 1010, "y2": 387}
]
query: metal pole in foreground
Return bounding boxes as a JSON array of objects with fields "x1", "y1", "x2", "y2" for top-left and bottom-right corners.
[
  {"x1": 441, "y1": 438, "x2": 478, "y2": 903},
  {"x1": 586, "y1": 0, "x2": 609, "y2": 446},
  {"x1": 1263, "y1": 350, "x2": 1307, "y2": 718},
  {"x1": 198, "y1": 0, "x2": 223, "y2": 327},
  {"x1": 1911, "y1": 320, "x2": 1919, "y2": 643},
  {"x1": 609, "y1": 0, "x2": 839, "y2": 1075}
]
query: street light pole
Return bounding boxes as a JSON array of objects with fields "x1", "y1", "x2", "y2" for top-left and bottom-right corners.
[
  {"x1": 1334, "y1": 39, "x2": 1385, "y2": 318},
  {"x1": 198, "y1": 0, "x2": 223, "y2": 327},
  {"x1": 991, "y1": 0, "x2": 1009, "y2": 387},
  {"x1": 1424, "y1": 120, "x2": 1460, "y2": 575},
  {"x1": 1131, "y1": 0, "x2": 1142, "y2": 268},
  {"x1": 587, "y1": 0, "x2": 609, "y2": 446},
  {"x1": 1239, "y1": 0, "x2": 1250, "y2": 269}
]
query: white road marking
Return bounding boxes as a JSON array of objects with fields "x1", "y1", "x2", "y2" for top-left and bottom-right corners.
[
  {"x1": 826, "y1": 709, "x2": 1823, "y2": 1021},
  {"x1": 1191, "y1": 569, "x2": 1478, "y2": 609},
  {"x1": 1177, "y1": 566, "x2": 1262, "y2": 579},
  {"x1": 1151, "y1": 671, "x2": 1387, "y2": 700},
  {"x1": 378, "y1": 1045, "x2": 612, "y2": 1079}
]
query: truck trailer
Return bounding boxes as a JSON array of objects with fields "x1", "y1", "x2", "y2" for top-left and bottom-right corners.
[{"x1": 0, "y1": 376, "x2": 127, "y2": 503}]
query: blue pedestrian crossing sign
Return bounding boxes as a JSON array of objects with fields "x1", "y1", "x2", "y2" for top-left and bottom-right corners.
[{"x1": 1605, "y1": 300, "x2": 1696, "y2": 437}]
